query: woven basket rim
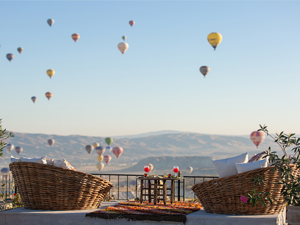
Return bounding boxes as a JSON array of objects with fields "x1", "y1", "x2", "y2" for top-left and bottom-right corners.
[{"x1": 9, "y1": 161, "x2": 108, "y2": 183}]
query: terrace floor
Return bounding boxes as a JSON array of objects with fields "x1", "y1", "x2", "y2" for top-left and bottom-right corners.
[{"x1": 0, "y1": 201, "x2": 287, "y2": 225}]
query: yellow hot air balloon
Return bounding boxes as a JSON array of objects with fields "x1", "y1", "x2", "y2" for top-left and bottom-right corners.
[
  {"x1": 93, "y1": 143, "x2": 100, "y2": 148},
  {"x1": 97, "y1": 155, "x2": 103, "y2": 162},
  {"x1": 46, "y1": 69, "x2": 55, "y2": 78},
  {"x1": 207, "y1": 32, "x2": 222, "y2": 50}
]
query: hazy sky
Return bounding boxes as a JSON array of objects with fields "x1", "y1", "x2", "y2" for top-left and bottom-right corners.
[{"x1": 1, "y1": 1, "x2": 300, "y2": 137}]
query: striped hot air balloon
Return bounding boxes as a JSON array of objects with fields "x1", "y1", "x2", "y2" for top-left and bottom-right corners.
[
  {"x1": 95, "y1": 146, "x2": 105, "y2": 156},
  {"x1": 200, "y1": 66, "x2": 210, "y2": 78},
  {"x1": 45, "y1": 92, "x2": 53, "y2": 100},
  {"x1": 112, "y1": 147, "x2": 123, "y2": 158},
  {"x1": 103, "y1": 155, "x2": 111, "y2": 164},
  {"x1": 71, "y1": 33, "x2": 80, "y2": 42},
  {"x1": 250, "y1": 131, "x2": 265, "y2": 148}
]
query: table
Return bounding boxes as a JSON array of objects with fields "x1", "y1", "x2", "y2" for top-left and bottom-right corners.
[{"x1": 137, "y1": 177, "x2": 182, "y2": 205}]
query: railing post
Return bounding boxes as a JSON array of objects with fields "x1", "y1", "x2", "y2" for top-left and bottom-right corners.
[
  {"x1": 177, "y1": 179, "x2": 180, "y2": 201},
  {"x1": 183, "y1": 179, "x2": 185, "y2": 201},
  {"x1": 118, "y1": 175, "x2": 120, "y2": 200},
  {"x1": 127, "y1": 175, "x2": 129, "y2": 200}
]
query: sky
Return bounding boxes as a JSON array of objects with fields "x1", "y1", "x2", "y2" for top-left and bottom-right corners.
[{"x1": 1, "y1": 1, "x2": 300, "y2": 137}]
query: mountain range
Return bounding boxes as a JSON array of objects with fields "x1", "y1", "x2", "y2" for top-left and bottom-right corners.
[{"x1": 1, "y1": 130, "x2": 281, "y2": 174}]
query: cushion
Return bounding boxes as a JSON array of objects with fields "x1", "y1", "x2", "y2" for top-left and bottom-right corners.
[
  {"x1": 46, "y1": 158, "x2": 54, "y2": 166},
  {"x1": 212, "y1": 153, "x2": 248, "y2": 178},
  {"x1": 236, "y1": 158, "x2": 268, "y2": 174},
  {"x1": 20, "y1": 156, "x2": 47, "y2": 164},
  {"x1": 53, "y1": 159, "x2": 76, "y2": 171},
  {"x1": 248, "y1": 151, "x2": 267, "y2": 163},
  {"x1": 11, "y1": 156, "x2": 20, "y2": 162}
]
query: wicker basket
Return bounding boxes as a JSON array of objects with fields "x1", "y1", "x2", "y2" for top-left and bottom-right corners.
[
  {"x1": 9, "y1": 162, "x2": 113, "y2": 210},
  {"x1": 192, "y1": 165, "x2": 298, "y2": 215}
]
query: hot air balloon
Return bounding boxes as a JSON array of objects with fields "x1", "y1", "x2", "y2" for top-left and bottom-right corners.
[
  {"x1": 96, "y1": 162, "x2": 104, "y2": 171},
  {"x1": 104, "y1": 155, "x2": 111, "y2": 164},
  {"x1": 145, "y1": 163, "x2": 154, "y2": 172},
  {"x1": 93, "y1": 143, "x2": 100, "y2": 148},
  {"x1": 250, "y1": 131, "x2": 265, "y2": 148},
  {"x1": 129, "y1": 20, "x2": 135, "y2": 27},
  {"x1": 48, "y1": 139, "x2": 55, "y2": 146},
  {"x1": 199, "y1": 66, "x2": 210, "y2": 78},
  {"x1": 31, "y1": 96, "x2": 37, "y2": 103},
  {"x1": 6, "y1": 144, "x2": 14, "y2": 152},
  {"x1": 97, "y1": 155, "x2": 103, "y2": 162},
  {"x1": 46, "y1": 69, "x2": 55, "y2": 78},
  {"x1": 47, "y1": 19, "x2": 54, "y2": 27},
  {"x1": 122, "y1": 36, "x2": 127, "y2": 41},
  {"x1": 118, "y1": 42, "x2": 129, "y2": 54},
  {"x1": 207, "y1": 32, "x2": 222, "y2": 50},
  {"x1": 106, "y1": 146, "x2": 112, "y2": 152},
  {"x1": 112, "y1": 147, "x2": 123, "y2": 158},
  {"x1": 15, "y1": 146, "x2": 23, "y2": 155},
  {"x1": 0, "y1": 168, "x2": 9, "y2": 174},
  {"x1": 105, "y1": 137, "x2": 113, "y2": 146},
  {"x1": 6, "y1": 54, "x2": 14, "y2": 62},
  {"x1": 95, "y1": 146, "x2": 105, "y2": 156},
  {"x1": 186, "y1": 166, "x2": 193, "y2": 174},
  {"x1": 17, "y1": 47, "x2": 23, "y2": 54},
  {"x1": 71, "y1": 33, "x2": 80, "y2": 42},
  {"x1": 85, "y1": 145, "x2": 94, "y2": 154},
  {"x1": 45, "y1": 92, "x2": 53, "y2": 100}
]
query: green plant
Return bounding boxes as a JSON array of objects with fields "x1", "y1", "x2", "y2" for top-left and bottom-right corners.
[
  {"x1": 0, "y1": 119, "x2": 14, "y2": 158},
  {"x1": 258, "y1": 125, "x2": 300, "y2": 206},
  {"x1": 12, "y1": 193, "x2": 23, "y2": 208},
  {"x1": 243, "y1": 175, "x2": 273, "y2": 207}
]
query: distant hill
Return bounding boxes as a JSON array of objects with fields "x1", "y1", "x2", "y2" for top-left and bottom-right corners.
[
  {"x1": 112, "y1": 130, "x2": 186, "y2": 139},
  {"x1": 105, "y1": 156, "x2": 217, "y2": 176},
  {"x1": 1, "y1": 131, "x2": 281, "y2": 173}
]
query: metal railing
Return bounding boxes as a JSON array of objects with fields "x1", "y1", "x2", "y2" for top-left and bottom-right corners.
[
  {"x1": 0, "y1": 173, "x2": 16, "y2": 201},
  {"x1": 91, "y1": 173, "x2": 218, "y2": 201},
  {"x1": 5, "y1": 172, "x2": 218, "y2": 202}
]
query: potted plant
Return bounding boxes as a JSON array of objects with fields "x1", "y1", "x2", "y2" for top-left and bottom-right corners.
[{"x1": 258, "y1": 125, "x2": 300, "y2": 224}]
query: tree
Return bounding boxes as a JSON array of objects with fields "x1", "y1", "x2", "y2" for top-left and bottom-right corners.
[{"x1": 0, "y1": 119, "x2": 14, "y2": 158}]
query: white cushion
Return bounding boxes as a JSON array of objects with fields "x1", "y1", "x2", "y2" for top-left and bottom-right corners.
[
  {"x1": 11, "y1": 156, "x2": 20, "y2": 162},
  {"x1": 212, "y1": 153, "x2": 248, "y2": 178},
  {"x1": 20, "y1": 156, "x2": 47, "y2": 165},
  {"x1": 236, "y1": 158, "x2": 268, "y2": 174},
  {"x1": 53, "y1": 159, "x2": 76, "y2": 171}
]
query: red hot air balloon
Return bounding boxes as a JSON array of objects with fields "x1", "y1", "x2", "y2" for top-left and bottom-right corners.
[
  {"x1": 129, "y1": 20, "x2": 135, "y2": 27},
  {"x1": 250, "y1": 131, "x2": 265, "y2": 148},
  {"x1": 103, "y1": 155, "x2": 111, "y2": 164},
  {"x1": 71, "y1": 33, "x2": 80, "y2": 42},
  {"x1": 45, "y1": 92, "x2": 53, "y2": 100},
  {"x1": 112, "y1": 147, "x2": 123, "y2": 158}
]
